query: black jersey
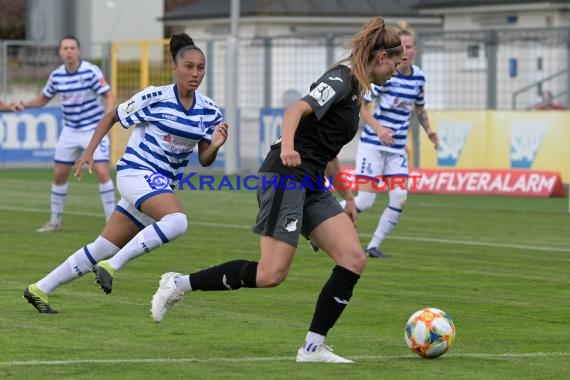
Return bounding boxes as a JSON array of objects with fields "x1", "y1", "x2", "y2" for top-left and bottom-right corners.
[{"x1": 259, "y1": 65, "x2": 360, "y2": 188}]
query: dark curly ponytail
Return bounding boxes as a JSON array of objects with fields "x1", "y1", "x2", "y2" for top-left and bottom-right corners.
[{"x1": 169, "y1": 33, "x2": 203, "y2": 62}]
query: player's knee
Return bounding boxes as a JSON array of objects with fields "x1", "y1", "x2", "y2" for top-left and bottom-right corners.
[
  {"x1": 351, "y1": 247, "x2": 367, "y2": 273},
  {"x1": 389, "y1": 189, "x2": 408, "y2": 210},
  {"x1": 159, "y1": 212, "x2": 188, "y2": 241},
  {"x1": 256, "y1": 267, "x2": 288, "y2": 288},
  {"x1": 332, "y1": 244, "x2": 367, "y2": 274},
  {"x1": 354, "y1": 191, "x2": 376, "y2": 212}
]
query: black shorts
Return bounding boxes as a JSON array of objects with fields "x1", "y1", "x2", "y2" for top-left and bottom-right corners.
[{"x1": 251, "y1": 172, "x2": 344, "y2": 247}]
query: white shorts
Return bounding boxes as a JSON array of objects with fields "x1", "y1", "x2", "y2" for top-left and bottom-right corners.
[
  {"x1": 54, "y1": 127, "x2": 110, "y2": 165},
  {"x1": 355, "y1": 143, "x2": 409, "y2": 180},
  {"x1": 114, "y1": 198, "x2": 155, "y2": 229},
  {"x1": 116, "y1": 168, "x2": 175, "y2": 211}
]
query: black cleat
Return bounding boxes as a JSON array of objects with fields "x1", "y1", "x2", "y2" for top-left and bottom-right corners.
[
  {"x1": 94, "y1": 261, "x2": 115, "y2": 294},
  {"x1": 23, "y1": 285, "x2": 58, "y2": 314}
]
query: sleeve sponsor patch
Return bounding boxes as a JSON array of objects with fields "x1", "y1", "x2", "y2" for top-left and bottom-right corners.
[
  {"x1": 308, "y1": 82, "x2": 336, "y2": 106},
  {"x1": 121, "y1": 97, "x2": 136, "y2": 115}
]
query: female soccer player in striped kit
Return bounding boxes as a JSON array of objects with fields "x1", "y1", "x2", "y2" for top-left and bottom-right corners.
[
  {"x1": 24, "y1": 33, "x2": 228, "y2": 314},
  {"x1": 340, "y1": 21, "x2": 440, "y2": 258},
  {"x1": 21, "y1": 36, "x2": 116, "y2": 232},
  {"x1": 150, "y1": 17, "x2": 403, "y2": 364}
]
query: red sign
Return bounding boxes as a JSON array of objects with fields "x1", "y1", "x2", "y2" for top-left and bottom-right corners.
[
  {"x1": 339, "y1": 167, "x2": 566, "y2": 197},
  {"x1": 409, "y1": 168, "x2": 565, "y2": 197}
]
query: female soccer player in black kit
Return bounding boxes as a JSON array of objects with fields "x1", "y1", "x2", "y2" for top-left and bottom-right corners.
[{"x1": 151, "y1": 17, "x2": 403, "y2": 364}]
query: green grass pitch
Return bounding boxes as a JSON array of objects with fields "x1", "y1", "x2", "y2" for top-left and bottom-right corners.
[{"x1": 0, "y1": 168, "x2": 568, "y2": 379}]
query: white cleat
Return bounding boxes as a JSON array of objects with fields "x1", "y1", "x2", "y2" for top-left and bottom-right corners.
[
  {"x1": 151, "y1": 272, "x2": 184, "y2": 322},
  {"x1": 296, "y1": 345, "x2": 353, "y2": 363},
  {"x1": 36, "y1": 222, "x2": 63, "y2": 232}
]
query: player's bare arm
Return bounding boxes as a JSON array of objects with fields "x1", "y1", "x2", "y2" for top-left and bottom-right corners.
[
  {"x1": 360, "y1": 101, "x2": 394, "y2": 145},
  {"x1": 414, "y1": 104, "x2": 439, "y2": 149},
  {"x1": 22, "y1": 94, "x2": 51, "y2": 109},
  {"x1": 280, "y1": 100, "x2": 312, "y2": 167}
]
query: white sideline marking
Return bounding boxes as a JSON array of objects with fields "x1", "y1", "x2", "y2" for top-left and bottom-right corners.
[
  {"x1": 1, "y1": 352, "x2": 569, "y2": 366},
  {"x1": 2, "y1": 205, "x2": 569, "y2": 253}
]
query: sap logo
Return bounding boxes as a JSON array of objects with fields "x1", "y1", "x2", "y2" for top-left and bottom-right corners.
[
  {"x1": 0, "y1": 111, "x2": 60, "y2": 149},
  {"x1": 510, "y1": 122, "x2": 549, "y2": 169},
  {"x1": 259, "y1": 109, "x2": 284, "y2": 162},
  {"x1": 436, "y1": 121, "x2": 472, "y2": 167}
]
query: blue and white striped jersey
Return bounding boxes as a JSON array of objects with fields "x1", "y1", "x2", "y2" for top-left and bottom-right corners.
[
  {"x1": 359, "y1": 64, "x2": 426, "y2": 154},
  {"x1": 42, "y1": 60, "x2": 110, "y2": 131},
  {"x1": 116, "y1": 84, "x2": 224, "y2": 183}
]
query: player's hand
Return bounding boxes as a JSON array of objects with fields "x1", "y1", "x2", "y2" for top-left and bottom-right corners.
[
  {"x1": 428, "y1": 131, "x2": 439, "y2": 149},
  {"x1": 211, "y1": 122, "x2": 229, "y2": 148},
  {"x1": 376, "y1": 126, "x2": 394, "y2": 146},
  {"x1": 280, "y1": 147, "x2": 301, "y2": 167},
  {"x1": 9, "y1": 101, "x2": 24, "y2": 112},
  {"x1": 74, "y1": 153, "x2": 93, "y2": 181},
  {"x1": 344, "y1": 199, "x2": 358, "y2": 227}
]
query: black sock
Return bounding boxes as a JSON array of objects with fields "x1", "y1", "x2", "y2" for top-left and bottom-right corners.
[
  {"x1": 309, "y1": 265, "x2": 360, "y2": 336},
  {"x1": 189, "y1": 260, "x2": 258, "y2": 291}
]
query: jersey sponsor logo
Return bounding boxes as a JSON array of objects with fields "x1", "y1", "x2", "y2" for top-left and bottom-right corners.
[
  {"x1": 510, "y1": 122, "x2": 549, "y2": 169},
  {"x1": 328, "y1": 76, "x2": 343, "y2": 82},
  {"x1": 164, "y1": 135, "x2": 194, "y2": 154},
  {"x1": 284, "y1": 216, "x2": 298, "y2": 232},
  {"x1": 437, "y1": 121, "x2": 472, "y2": 167},
  {"x1": 308, "y1": 82, "x2": 336, "y2": 106}
]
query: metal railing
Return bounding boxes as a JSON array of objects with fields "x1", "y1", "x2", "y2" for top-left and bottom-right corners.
[{"x1": 512, "y1": 68, "x2": 569, "y2": 109}]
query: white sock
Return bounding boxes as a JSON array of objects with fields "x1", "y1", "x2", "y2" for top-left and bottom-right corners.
[
  {"x1": 37, "y1": 236, "x2": 119, "y2": 293},
  {"x1": 174, "y1": 274, "x2": 192, "y2": 292},
  {"x1": 98, "y1": 180, "x2": 116, "y2": 221},
  {"x1": 339, "y1": 191, "x2": 376, "y2": 213},
  {"x1": 303, "y1": 331, "x2": 326, "y2": 352},
  {"x1": 367, "y1": 206, "x2": 402, "y2": 249},
  {"x1": 106, "y1": 213, "x2": 188, "y2": 271},
  {"x1": 50, "y1": 183, "x2": 68, "y2": 225}
]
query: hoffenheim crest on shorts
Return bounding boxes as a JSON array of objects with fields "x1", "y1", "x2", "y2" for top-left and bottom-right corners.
[{"x1": 284, "y1": 216, "x2": 298, "y2": 232}]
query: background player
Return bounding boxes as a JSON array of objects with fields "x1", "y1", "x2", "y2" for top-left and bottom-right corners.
[
  {"x1": 340, "y1": 21, "x2": 439, "y2": 257},
  {"x1": 21, "y1": 36, "x2": 116, "y2": 232}
]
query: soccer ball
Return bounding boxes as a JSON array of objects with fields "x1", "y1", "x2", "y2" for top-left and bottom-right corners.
[{"x1": 405, "y1": 307, "x2": 456, "y2": 358}]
